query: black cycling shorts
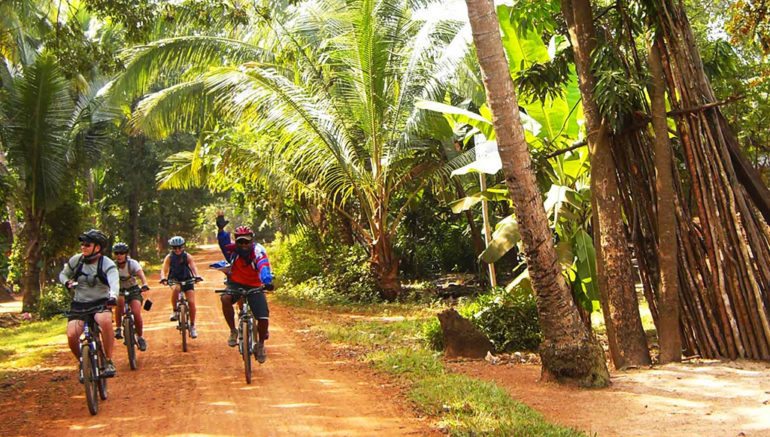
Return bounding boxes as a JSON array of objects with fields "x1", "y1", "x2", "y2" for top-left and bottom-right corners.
[
  {"x1": 68, "y1": 298, "x2": 110, "y2": 321},
  {"x1": 224, "y1": 281, "x2": 269, "y2": 319}
]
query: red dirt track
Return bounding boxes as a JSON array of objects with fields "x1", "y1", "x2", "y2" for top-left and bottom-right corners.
[{"x1": 0, "y1": 246, "x2": 433, "y2": 437}]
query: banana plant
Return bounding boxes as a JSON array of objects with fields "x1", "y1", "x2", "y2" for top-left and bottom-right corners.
[{"x1": 418, "y1": 5, "x2": 599, "y2": 314}]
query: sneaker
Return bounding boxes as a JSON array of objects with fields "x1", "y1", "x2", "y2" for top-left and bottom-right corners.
[
  {"x1": 103, "y1": 360, "x2": 116, "y2": 378},
  {"x1": 227, "y1": 330, "x2": 238, "y2": 347},
  {"x1": 137, "y1": 336, "x2": 147, "y2": 351},
  {"x1": 255, "y1": 343, "x2": 266, "y2": 364},
  {"x1": 169, "y1": 312, "x2": 178, "y2": 322},
  {"x1": 114, "y1": 328, "x2": 123, "y2": 339},
  {"x1": 190, "y1": 325, "x2": 198, "y2": 339}
]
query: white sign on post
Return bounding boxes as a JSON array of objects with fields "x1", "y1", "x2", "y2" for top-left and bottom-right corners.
[{"x1": 450, "y1": 134, "x2": 502, "y2": 176}]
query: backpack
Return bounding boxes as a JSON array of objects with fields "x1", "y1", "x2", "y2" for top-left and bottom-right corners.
[{"x1": 69, "y1": 254, "x2": 109, "y2": 286}]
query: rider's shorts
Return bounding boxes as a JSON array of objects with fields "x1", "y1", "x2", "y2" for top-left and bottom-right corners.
[
  {"x1": 225, "y1": 281, "x2": 269, "y2": 319},
  {"x1": 169, "y1": 278, "x2": 195, "y2": 292},
  {"x1": 68, "y1": 298, "x2": 110, "y2": 321},
  {"x1": 119, "y1": 285, "x2": 143, "y2": 302}
]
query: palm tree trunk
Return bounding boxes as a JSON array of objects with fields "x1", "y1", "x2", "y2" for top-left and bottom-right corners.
[
  {"x1": 21, "y1": 210, "x2": 43, "y2": 312},
  {"x1": 465, "y1": 0, "x2": 609, "y2": 386},
  {"x1": 648, "y1": 38, "x2": 682, "y2": 363},
  {"x1": 371, "y1": 233, "x2": 400, "y2": 301},
  {"x1": 128, "y1": 135, "x2": 143, "y2": 258},
  {"x1": 561, "y1": 0, "x2": 651, "y2": 368}
]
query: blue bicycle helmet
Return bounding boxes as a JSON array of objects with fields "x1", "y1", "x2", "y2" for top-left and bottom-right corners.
[{"x1": 168, "y1": 236, "x2": 185, "y2": 247}]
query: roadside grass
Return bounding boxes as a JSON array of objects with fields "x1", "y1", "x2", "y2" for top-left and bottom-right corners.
[
  {"x1": 278, "y1": 293, "x2": 585, "y2": 436},
  {"x1": 0, "y1": 318, "x2": 66, "y2": 370}
]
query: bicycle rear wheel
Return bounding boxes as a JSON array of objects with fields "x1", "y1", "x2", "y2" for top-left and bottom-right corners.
[
  {"x1": 97, "y1": 346, "x2": 108, "y2": 400},
  {"x1": 242, "y1": 319, "x2": 252, "y2": 384},
  {"x1": 124, "y1": 315, "x2": 137, "y2": 370},
  {"x1": 179, "y1": 303, "x2": 189, "y2": 352},
  {"x1": 82, "y1": 344, "x2": 98, "y2": 415}
]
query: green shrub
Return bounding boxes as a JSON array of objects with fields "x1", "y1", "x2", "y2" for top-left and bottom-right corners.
[
  {"x1": 421, "y1": 317, "x2": 444, "y2": 351},
  {"x1": 271, "y1": 231, "x2": 323, "y2": 284},
  {"x1": 37, "y1": 285, "x2": 72, "y2": 320},
  {"x1": 459, "y1": 287, "x2": 541, "y2": 352},
  {"x1": 324, "y1": 244, "x2": 380, "y2": 303}
]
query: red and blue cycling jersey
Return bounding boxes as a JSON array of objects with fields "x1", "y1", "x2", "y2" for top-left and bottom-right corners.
[{"x1": 217, "y1": 230, "x2": 273, "y2": 287}]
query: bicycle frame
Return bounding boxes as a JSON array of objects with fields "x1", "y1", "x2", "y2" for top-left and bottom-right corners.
[{"x1": 168, "y1": 279, "x2": 196, "y2": 352}]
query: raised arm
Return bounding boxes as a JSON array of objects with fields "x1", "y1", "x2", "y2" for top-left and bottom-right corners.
[{"x1": 160, "y1": 255, "x2": 171, "y2": 281}]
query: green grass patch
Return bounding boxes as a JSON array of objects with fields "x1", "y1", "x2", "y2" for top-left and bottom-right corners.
[
  {"x1": 0, "y1": 318, "x2": 67, "y2": 368},
  {"x1": 286, "y1": 296, "x2": 585, "y2": 436}
]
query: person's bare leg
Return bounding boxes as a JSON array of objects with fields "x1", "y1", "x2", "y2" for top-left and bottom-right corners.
[
  {"x1": 130, "y1": 299, "x2": 144, "y2": 336},
  {"x1": 187, "y1": 290, "x2": 196, "y2": 324},
  {"x1": 95, "y1": 311, "x2": 115, "y2": 359},
  {"x1": 66, "y1": 320, "x2": 85, "y2": 359},
  {"x1": 115, "y1": 297, "x2": 125, "y2": 330},
  {"x1": 221, "y1": 294, "x2": 235, "y2": 330}
]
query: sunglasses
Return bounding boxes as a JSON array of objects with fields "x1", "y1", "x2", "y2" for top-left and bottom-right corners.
[
  {"x1": 235, "y1": 239, "x2": 252, "y2": 245},
  {"x1": 172, "y1": 246, "x2": 184, "y2": 250},
  {"x1": 80, "y1": 242, "x2": 93, "y2": 248}
]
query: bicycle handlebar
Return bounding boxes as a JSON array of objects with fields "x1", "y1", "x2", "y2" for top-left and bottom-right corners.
[
  {"x1": 165, "y1": 278, "x2": 201, "y2": 286},
  {"x1": 214, "y1": 286, "x2": 268, "y2": 295}
]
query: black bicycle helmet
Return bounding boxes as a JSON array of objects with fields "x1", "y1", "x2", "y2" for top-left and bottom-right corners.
[
  {"x1": 112, "y1": 242, "x2": 129, "y2": 254},
  {"x1": 79, "y1": 229, "x2": 108, "y2": 248},
  {"x1": 79, "y1": 229, "x2": 108, "y2": 260}
]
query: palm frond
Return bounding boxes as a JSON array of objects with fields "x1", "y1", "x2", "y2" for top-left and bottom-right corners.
[
  {"x1": 107, "y1": 36, "x2": 271, "y2": 101},
  {"x1": 131, "y1": 78, "x2": 213, "y2": 139}
]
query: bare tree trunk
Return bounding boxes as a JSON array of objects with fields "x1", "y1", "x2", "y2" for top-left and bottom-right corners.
[
  {"x1": 648, "y1": 38, "x2": 682, "y2": 363},
  {"x1": 465, "y1": 0, "x2": 609, "y2": 387},
  {"x1": 128, "y1": 135, "x2": 143, "y2": 258},
  {"x1": 21, "y1": 210, "x2": 43, "y2": 312},
  {"x1": 561, "y1": 0, "x2": 651, "y2": 368}
]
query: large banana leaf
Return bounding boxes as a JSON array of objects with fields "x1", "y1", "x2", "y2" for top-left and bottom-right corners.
[
  {"x1": 480, "y1": 214, "x2": 520, "y2": 264},
  {"x1": 573, "y1": 229, "x2": 599, "y2": 309},
  {"x1": 449, "y1": 186, "x2": 510, "y2": 213},
  {"x1": 497, "y1": 5, "x2": 581, "y2": 143}
]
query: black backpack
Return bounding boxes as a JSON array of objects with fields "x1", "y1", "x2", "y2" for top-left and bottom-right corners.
[{"x1": 69, "y1": 255, "x2": 110, "y2": 286}]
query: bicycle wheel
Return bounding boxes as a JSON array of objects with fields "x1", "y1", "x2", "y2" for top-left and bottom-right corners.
[
  {"x1": 241, "y1": 319, "x2": 252, "y2": 384},
  {"x1": 124, "y1": 315, "x2": 137, "y2": 370},
  {"x1": 81, "y1": 344, "x2": 98, "y2": 415},
  {"x1": 179, "y1": 303, "x2": 188, "y2": 352},
  {"x1": 97, "y1": 346, "x2": 108, "y2": 400}
]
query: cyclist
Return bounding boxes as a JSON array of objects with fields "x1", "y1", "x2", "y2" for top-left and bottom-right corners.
[
  {"x1": 160, "y1": 236, "x2": 202, "y2": 338},
  {"x1": 112, "y1": 242, "x2": 151, "y2": 351},
  {"x1": 60, "y1": 229, "x2": 119, "y2": 378},
  {"x1": 217, "y1": 215, "x2": 274, "y2": 363}
]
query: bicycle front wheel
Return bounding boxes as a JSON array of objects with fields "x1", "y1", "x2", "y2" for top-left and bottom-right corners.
[
  {"x1": 242, "y1": 319, "x2": 252, "y2": 384},
  {"x1": 179, "y1": 303, "x2": 189, "y2": 352},
  {"x1": 97, "y1": 346, "x2": 108, "y2": 400},
  {"x1": 124, "y1": 315, "x2": 137, "y2": 370},
  {"x1": 81, "y1": 344, "x2": 98, "y2": 415}
]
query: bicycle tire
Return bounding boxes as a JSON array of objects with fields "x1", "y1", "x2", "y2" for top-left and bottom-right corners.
[
  {"x1": 97, "y1": 346, "x2": 108, "y2": 400},
  {"x1": 82, "y1": 344, "x2": 98, "y2": 415},
  {"x1": 180, "y1": 303, "x2": 188, "y2": 352},
  {"x1": 124, "y1": 315, "x2": 137, "y2": 370},
  {"x1": 242, "y1": 319, "x2": 252, "y2": 384}
]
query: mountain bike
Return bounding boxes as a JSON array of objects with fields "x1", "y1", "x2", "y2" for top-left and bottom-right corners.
[
  {"x1": 215, "y1": 286, "x2": 266, "y2": 384},
  {"x1": 119, "y1": 288, "x2": 139, "y2": 370},
  {"x1": 167, "y1": 278, "x2": 199, "y2": 352},
  {"x1": 66, "y1": 303, "x2": 112, "y2": 415}
]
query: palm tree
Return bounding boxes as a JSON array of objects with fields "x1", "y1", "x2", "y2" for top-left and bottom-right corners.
[
  {"x1": 109, "y1": 0, "x2": 472, "y2": 299},
  {"x1": 463, "y1": 0, "x2": 609, "y2": 386}
]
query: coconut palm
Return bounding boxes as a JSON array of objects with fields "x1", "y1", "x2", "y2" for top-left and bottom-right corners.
[{"x1": 109, "y1": 0, "x2": 474, "y2": 299}]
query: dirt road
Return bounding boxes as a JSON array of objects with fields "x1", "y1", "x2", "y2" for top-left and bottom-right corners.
[{"x1": 0, "y1": 246, "x2": 433, "y2": 436}]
